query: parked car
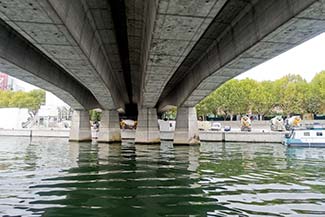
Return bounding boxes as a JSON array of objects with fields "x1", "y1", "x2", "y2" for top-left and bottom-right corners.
[
  {"x1": 210, "y1": 122, "x2": 222, "y2": 131},
  {"x1": 224, "y1": 126, "x2": 231, "y2": 132}
]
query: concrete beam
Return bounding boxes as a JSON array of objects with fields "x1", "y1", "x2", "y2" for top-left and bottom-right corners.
[
  {"x1": 0, "y1": 0, "x2": 128, "y2": 110},
  {"x1": 0, "y1": 20, "x2": 99, "y2": 110},
  {"x1": 157, "y1": 0, "x2": 322, "y2": 110},
  {"x1": 125, "y1": 0, "x2": 158, "y2": 104},
  {"x1": 140, "y1": 0, "x2": 227, "y2": 108},
  {"x1": 97, "y1": 110, "x2": 121, "y2": 143}
]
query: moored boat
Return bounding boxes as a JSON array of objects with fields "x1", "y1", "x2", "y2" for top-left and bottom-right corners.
[{"x1": 283, "y1": 124, "x2": 325, "y2": 147}]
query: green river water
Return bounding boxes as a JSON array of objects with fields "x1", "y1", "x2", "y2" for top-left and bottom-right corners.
[{"x1": 0, "y1": 137, "x2": 325, "y2": 216}]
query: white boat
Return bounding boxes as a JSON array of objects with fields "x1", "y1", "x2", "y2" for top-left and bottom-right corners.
[{"x1": 283, "y1": 124, "x2": 325, "y2": 147}]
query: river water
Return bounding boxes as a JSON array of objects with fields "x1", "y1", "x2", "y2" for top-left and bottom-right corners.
[{"x1": 0, "y1": 137, "x2": 325, "y2": 217}]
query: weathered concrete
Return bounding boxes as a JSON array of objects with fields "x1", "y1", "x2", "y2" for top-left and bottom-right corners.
[
  {"x1": 98, "y1": 110, "x2": 121, "y2": 143},
  {"x1": 140, "y1": 0, "x2": 227, "y2": 108},
  {"x1": 200, "y1": 131, "x2": 285, "y2": 143},
  {"x1": 135, "y1": 108, "x2": 160, "y2": 144},
  {"x1": 157, "y1": 0, "x2": 322, "y2": 110},
  {"x1": 0, "y1": 0, "x2": 128, "y2": 110},
  {"x1": 0, "y1": 19, "x2": 99, "y2": 110},
  {"x1": 69, "y1": 110, "x2": 91, "y2": 142},
  {"x1": 0, "y1": 129, "x2": 69, "y2": 137},
  {"x1": 0, "y1": 0, "x2": 324, "y2": 120},
  {"x1": 125, "y1": 0, "x2": 157, "y2": 104},
  {"x1": 174, "y1": 107, "x2": 200, "y2": 145}
]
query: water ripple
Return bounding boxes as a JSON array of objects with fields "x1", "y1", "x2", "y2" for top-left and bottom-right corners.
[{"x1": 0, "y1": 138, "x2": 325, "y2": 216}]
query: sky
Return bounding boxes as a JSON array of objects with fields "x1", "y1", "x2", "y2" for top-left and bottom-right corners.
[
  {"x1": 8, "y1": 32, "x2": 325, "y2": 106},
  {"x1": 236, "y1": 32, "x2": 325, "y2": 82}
]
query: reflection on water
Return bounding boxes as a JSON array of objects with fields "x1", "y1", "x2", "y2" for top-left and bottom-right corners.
[{"x1": 0, "y1": 138, "x2": 325, "y2": 216}]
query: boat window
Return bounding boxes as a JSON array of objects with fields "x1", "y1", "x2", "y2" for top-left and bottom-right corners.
[
  {"x1": 304, "y1": 132, "x2": 310, "y2": 136},
  {"x1": 317, "y1": 132, "x2": 323, "y2": 136}
]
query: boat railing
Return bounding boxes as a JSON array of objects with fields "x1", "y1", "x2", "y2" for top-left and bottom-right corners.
[{"x1": 305, "y1": 123, "x2": 325, "y2": 130}]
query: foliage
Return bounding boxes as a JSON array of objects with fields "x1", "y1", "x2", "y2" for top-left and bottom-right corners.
[
  {"x1": 250, "y1": 81, "x2": 276, "y2": 118},
  {"x1": 0, "y1": 89, "x2": 45, "y2": 113},
  {"x1": 196, "y1": 72, "x2": 325, "y2": 119},
  {"x1": 308, "y1": 71, "x2": 325, "y2": 114},
  {"x1": 162, "y1": 107, "x2": 177, "y2": 120},
  {"x1": 275, "y1": 74, "x2": 308, "y2": 115},
  {"x1": 89, "y1": 110, "x2": 101, "y2": 121}
]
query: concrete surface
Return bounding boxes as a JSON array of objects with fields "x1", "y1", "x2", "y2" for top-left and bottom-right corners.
[
  {"x1": 140, "y1": 0, "x2": 227, "y2": 107},
  {"x1": 200, "y1": 131, "x2": 285, "y2": 143},
  {"x1": 98, "y1": 110, "x2": 121, "y2": 143},
  {"x1": 157, "y1": 0, "x2": 323, "y2": 110},
  {"x1": 0, "y1": 128, "x2": 69, "y2": 138},
  {"x1": 0, "y1": 18, "x2": 99, "y2": 110},
  {"x1": 174, "y1": 107, "x2": 200, "y2": 145},
  {"x1": 135, "y1": 108, "x2": 160, "y2": 144},
  {"x1": 69, "y1": 110, "x2": 92, "y2": 142},
  {"x1": 0, "y1": 0, "x2": 324, "y2": 140},
  {"x1": 0, "y1": 0, "x2": 127, "y2": 110},
  {"x1": 0, "y1": 0, "x2": 321, "y2": 115},
  {"x1": 0, "y1": 129, "x2": 285, "y2": 144}
]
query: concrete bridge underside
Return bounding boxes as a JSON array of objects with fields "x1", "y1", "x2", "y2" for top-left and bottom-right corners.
[{"x1": 0, "y1": 0, "x2": 324, "y2": 144}]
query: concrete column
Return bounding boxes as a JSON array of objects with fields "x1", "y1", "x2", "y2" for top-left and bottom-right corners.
[
  {"x1": 135, "y1": 108, "x2": 160, "y2": 144},
  {"x1": 174, "y1": 107, "x2": 200, "y2": 145},
  {"x1": 98, "y1": 110, "x2": 121, "y2": 143},
  {"x1": 69, "y1": 110, "x2": 91, "y2": 142}
]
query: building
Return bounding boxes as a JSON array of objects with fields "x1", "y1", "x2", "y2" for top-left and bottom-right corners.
[
  {"x1": 0, "y1": 72, "x2": 25, "y2": 91},
  {"x1": 0, "y1": 73, "x2": 8, "y2": 90}
]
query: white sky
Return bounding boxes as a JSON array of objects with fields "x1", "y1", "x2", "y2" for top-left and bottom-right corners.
[
  {"x1": 13, "y1": 79, "x2": 68, "y2": 107},
  {"x1": 7, "y1": 32, "x2": 325, "y2": 106},
  {"x1": 236, "y1": 32, "x2": 325, "y2": 82}
]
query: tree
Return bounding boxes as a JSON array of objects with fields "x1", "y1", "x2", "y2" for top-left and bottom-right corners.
[
  {"x1": 214, "y1": 79, "x2": 245, "y2": 120},
  {"x1": 195, "y1": 73, "x2": 324, "y2": 119},
  {"x1": 163, "y1": 107, "x2": 177, "y2": 120},
  {"x1": 196, "y1": 93, "x2": 218, "y2": 119},
  {"x1": 308, "y1": 71, "x2": 325, "y2": 114},
  {"x1": 250, "y1": 81, "x2": 277, "y2": 119},
  {"x1": 237, "y1": 78, "x2": 258, "y2": 114},
  {"x1": 304, "y1": 84, "x2": 322, "y2": 115},
  {"x1": 89, "y1": 109, "x2": 101, "y2": 121},
  {"x1": 0, "y1": 90, "x2": 12, "y2": 107},
  {"x1": 0, "y1": 89, "x2": 45, "y2": 114},
  {"x1": 274, "y1": 74, "x2": 308, "y2": 115}
]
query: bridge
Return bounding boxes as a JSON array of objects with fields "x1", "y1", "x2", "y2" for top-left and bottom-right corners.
[{"x1": 0, "y1": 0, "x2": 323, "y2": 144}]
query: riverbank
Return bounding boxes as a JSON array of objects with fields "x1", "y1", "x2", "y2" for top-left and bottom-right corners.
[{"x1": 0, "y1": 128, "x2": 285, "y2": 143}]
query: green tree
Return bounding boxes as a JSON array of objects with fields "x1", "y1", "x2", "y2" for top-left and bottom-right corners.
[
  {"x1": 0, "y1": 89, "x2": 45, "y2": 114},
  {"x1": 237, "y1": 78, "x2": 258, "y2": 114},
  {"x1": 163, "y1": 107, "x2": 177, "y2": 120},
  {"x1": 0, "y1": 90, "x2": 12, "y2": 107},
  {"x1": 214, "y1": 79, "x2": 245, "y2": 120},
  {"x1": 275, "y1": 74, "x2": 308, "y2": 115},
  {"x1": 196, "y1": 92, "x2": 219, "y2": 119},
  {"x1": 250, "y1": 81, "x2": 277, "y2": 119},
  {"x1": 195, "y1": 72, "x2": 324, "y2": 119},
  {"x1": 304, "y1": 84, "x2": 322, "y2": 115},
  {"x1": 308, "y1": 71, "x2": 325, "y2": 114},
  {"x1": 89, "y1": 109, "x2": 101, "y2": 121}
]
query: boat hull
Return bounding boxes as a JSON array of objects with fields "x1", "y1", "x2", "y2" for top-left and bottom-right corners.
[{"x1": 287, "y1": 142, "x2": 325, "y2": 147}]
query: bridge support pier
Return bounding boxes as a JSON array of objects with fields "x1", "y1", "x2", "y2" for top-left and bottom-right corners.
[
  {"x1": 69, "y1": 110, "x2": 92, "y2": 142},
  {"x1": 98, "y1": 110, "x2": 121, "y2": 143},
  {"x1": 135, "y1": 108, "x2": 160, "y2": 144},
  {"x1": 174, "y1": 107, "x2": 200, "y2": 145}
]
